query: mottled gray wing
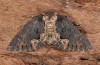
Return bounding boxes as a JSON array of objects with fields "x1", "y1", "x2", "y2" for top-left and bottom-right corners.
[
  {"x1": 56, "y1": 15, "x2": 92, "y2": 51},
  {"x1": 7, "y1": 15, "x2": 44, "y2": 52}
]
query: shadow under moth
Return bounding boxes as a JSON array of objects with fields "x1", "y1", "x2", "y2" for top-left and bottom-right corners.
[{"x1": 7, "y1": 12, "x2": 92, "y2": 52}]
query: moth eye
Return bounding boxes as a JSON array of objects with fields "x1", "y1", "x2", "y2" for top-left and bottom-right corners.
[
  {"x1": 43, "y1": 16, "x2": 49, "y2": 21},
  {"x1": 51, "y1": 15, "x2": 57, "y2": 21}
]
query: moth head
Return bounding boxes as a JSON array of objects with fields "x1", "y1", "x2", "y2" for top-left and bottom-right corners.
[{"x1": 42, "y1": 12, "x2": 57, "y2": 22}]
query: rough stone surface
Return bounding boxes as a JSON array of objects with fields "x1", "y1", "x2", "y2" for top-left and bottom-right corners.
[{"x1": 0, "y1": 0, "x2": 100, "y2": 65}]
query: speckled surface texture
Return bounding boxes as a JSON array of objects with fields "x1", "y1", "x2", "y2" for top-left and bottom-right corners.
[{"x1": 0, "y1": 0, "x2": 100, "y2": 65}]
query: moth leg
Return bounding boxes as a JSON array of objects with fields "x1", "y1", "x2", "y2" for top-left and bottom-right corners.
[
  {"x1": 53, "y1": 39, "x2": 69, "y2": 50},
  {"x1": 31, "y1": 39, "x2": 44, "y2": 51},
  {"x1": 60, "y1": 39, "x2": 69, "y2": 50}
]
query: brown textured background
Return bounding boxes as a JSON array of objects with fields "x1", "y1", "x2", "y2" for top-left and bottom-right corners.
[{"x1": 0, "y1": 0, "x2": 100, "y2": 65}]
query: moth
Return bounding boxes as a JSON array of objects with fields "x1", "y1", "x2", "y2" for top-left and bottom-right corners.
[{"x1": 7, "y1": 12, "x2": 92, "y2": 52}]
